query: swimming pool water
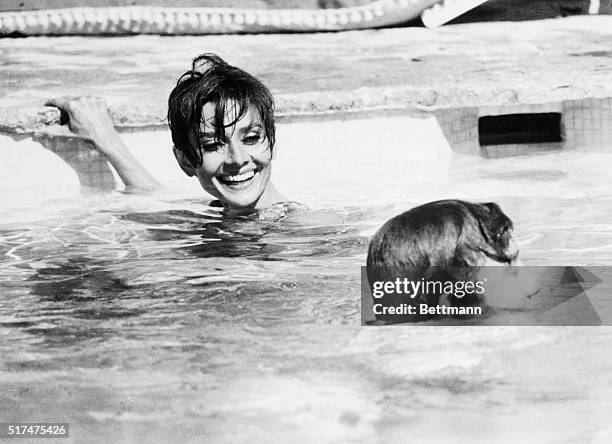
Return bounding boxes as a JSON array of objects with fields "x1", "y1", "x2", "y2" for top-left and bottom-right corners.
[{"x1": 1, "y1": 147, "x2": 612, "y2": 443}]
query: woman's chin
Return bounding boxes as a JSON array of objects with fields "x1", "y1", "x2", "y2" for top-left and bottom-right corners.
[{"x1": 215, "y1": 188, "x2": 263, "y2": 210}]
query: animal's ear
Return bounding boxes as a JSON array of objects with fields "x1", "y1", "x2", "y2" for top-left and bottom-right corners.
[
  {"x1": 172, "y1": 146, "x2": 196, "y2": 177},
  {"x1": 483, "y1": 202, "x2": 501, "y2": 212},
  {"x1": 470, "y1": 202, "x2": 511, "y2": 249},
  {"x1": 470, "y1": 203, "x2": 496, "y2": 243},
  {"x1": 484, "y1": 202, "x2": 513, "y2": 233},
  {"x1": 478, "y1": 202, "x2": 512, "y2": 234},
  {"x1": 483, "y1": 202, "x2": 506, "y2": 220},
  {"x1": 461, "y1": 201, "x2": 517, "y2": 265}
]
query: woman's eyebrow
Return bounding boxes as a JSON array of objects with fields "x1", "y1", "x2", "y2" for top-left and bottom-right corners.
[
  {"x1": 199, "y1": 134, "x2": 225, "y2": 144},
  {"x1": 238, "y1": 123, "x2": 262, "y2": 135}
]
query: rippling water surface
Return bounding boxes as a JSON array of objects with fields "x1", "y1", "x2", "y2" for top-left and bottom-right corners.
[{"x1": 1, "y1": 150, "x2": 612, "y2": 443}]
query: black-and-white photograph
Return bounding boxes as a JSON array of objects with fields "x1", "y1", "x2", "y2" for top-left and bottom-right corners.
[{"x1": 1, "y1": 0, "x2": 612, "y2": 442}]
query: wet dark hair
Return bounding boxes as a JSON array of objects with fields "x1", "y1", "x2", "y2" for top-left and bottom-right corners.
[{"x1": 167, "y1": 53, "x2": 275, "y2": 168}]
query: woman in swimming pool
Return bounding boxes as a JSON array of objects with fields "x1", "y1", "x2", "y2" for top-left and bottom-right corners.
[{"x1": 47, "y1": 53, "x2": 286, "y2": 213}]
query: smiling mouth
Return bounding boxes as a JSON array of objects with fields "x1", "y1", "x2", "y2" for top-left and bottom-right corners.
[{"x1": 218, "y1": 170, "x2": 257, "y2": 188}]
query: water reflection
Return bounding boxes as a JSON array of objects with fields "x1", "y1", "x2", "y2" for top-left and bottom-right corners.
[{"x1": 2, "y1": 150, "x2": 612, "y2": 442}]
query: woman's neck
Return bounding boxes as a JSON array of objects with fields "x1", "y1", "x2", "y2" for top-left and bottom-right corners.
[{"x1": 254, "y1": 182, "x2": 286, "y2": 209}]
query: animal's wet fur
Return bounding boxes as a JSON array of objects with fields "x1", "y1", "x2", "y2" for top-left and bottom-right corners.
[{"x1": 366, "y1": 199, "x2": 516, "y2": 322}]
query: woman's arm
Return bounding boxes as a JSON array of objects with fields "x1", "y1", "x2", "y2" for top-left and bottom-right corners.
[{"x1": 46, "y1": 97, "x2": 161, "y2": 193}]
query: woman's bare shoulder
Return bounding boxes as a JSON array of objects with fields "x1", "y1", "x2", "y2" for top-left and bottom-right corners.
[{"x1": 257, "y1": 201, "x2": 309, "y2": 221}]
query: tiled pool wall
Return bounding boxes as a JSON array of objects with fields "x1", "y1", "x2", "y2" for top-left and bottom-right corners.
[
  {"x1": 30, "y1": 133, "x2": 116, "y2": 189},
  {"x1": 434, "y1": 96, "x2": 612, "y2": 158},
  {"x1": 2, "y1": 96, "x2": 612, "y2": 191}
]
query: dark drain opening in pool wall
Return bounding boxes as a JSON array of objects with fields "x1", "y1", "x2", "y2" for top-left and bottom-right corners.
[{"x1": 478, "y1": 112, "x2": 563, "y2": 146}]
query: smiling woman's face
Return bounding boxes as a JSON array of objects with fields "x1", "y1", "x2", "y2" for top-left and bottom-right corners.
[{"x1": 193, "y1": 101, "x2": 274, "y2": 209}]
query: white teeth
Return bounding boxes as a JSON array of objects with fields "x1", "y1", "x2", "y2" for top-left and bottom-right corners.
[{"x1": 220, "y1": 171, "x2": 255, "y2": 183}]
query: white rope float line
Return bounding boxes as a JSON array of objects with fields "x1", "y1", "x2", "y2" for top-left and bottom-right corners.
[{"x1": 0, "y1": 0, "x2": 440, "y2": 35}]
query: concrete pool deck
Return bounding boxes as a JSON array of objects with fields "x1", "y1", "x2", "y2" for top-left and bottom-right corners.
[{"x1": 0, "y1": 15, "x2": 611, "y2": 134}]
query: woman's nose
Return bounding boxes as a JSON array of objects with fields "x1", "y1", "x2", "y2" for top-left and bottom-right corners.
[{"x1": 224, "y1": 141, "x2": 248, "y2": 168}]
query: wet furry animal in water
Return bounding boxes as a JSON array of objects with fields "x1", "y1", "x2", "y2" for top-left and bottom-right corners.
[{"x1": 366, "y1": 200, "x2": 519, "y2": 321}]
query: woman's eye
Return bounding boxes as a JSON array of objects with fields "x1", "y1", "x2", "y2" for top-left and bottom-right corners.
[
  {"x1": 202, "y1": 142, "x2": 223, "y2": 152},
  {"x1": 243, "y1": 134, "x2": 262, "y2": 145}
]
